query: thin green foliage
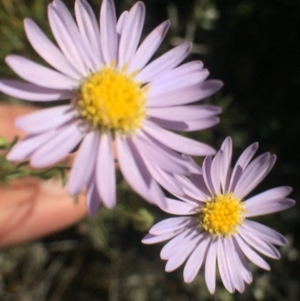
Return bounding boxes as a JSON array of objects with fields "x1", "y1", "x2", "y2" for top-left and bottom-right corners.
[{"x1": 0, "y1": 135, "x2": 69, "y2": 187}]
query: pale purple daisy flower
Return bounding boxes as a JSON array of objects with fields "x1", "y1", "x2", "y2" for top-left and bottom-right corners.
[
  {"x1": 0, "y1": 0, "x2": 222, "y2": 214},
  {"x1": 142, "y1": 137, "x2": 295, "y2": 294}
]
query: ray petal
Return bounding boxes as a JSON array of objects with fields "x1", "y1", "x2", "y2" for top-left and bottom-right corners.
[
  {"x1": 100, "y1": 0, "x2": 118, "y2": 64},
  {"x1": 118, "y1": 2, "x2": 145, "y2": 67},
  {"x1": 5, "y1": 55, "x2": 78, "y2": 90},
  {"x1": 127, "y1": 20, "x2": 170, "y2": 72},
  {"x1": 0, "y1": 80, "x2": 74, "y2": 101},
  {"x1": 96, "y1": 134, "x2": 116, "y2": 209},
  {"x1": 137, "y1": 42, "x2": 192, "y2": 83},
  {"x1": 68, "y1": 131, "x2": 99, "y2": 196}
]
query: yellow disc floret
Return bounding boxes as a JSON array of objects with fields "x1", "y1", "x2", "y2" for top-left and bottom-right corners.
[
  {"x1": 200, "y1": 193, "x2": 245, "y2": 236},
  {"x1": 77, "y1": 66, "x2": 147, "y2": 134}
]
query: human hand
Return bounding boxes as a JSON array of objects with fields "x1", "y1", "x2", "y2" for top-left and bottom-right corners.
[{"x1": 0, "y1": 104, "x2": 87, "y2": 247}]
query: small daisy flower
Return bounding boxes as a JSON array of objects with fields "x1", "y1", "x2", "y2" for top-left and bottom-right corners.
[
  {"x1": 142, "y1": 137, "x2": 295, "y2": 294},
  {"x1": 0, "y1": 0, "x2": 222, "y2": 214}
]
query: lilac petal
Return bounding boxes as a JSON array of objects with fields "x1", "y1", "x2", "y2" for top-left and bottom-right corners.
[
  {"x1": 118, "y1": 2, "x2": 145, "y2": 67},
  {"x1": 245, "y1": 198, "x2": 295, "y2": 217},
  {"x1": 162, "y1": 198, "x2": 198, "y2": 215},
  {"x1": 24, "y1": 18, "x2": 81, "y2": 80},
  {"x1": 7, "y1": 130, "x2": 56, "y2": 162},
  {"x1": 165, "y1": 229, "x2": 201, "y2": 272},
  {"x1": 135, "y1": 131, "x2": 200, "y2": 174},
  {"x1": 0, "y1": 80, "x2": 74, "y2": 101},
  {"x1": 239, "y1": 229, "x2": 280, "y2": 260},
  {"x1": 183, "y1": 234, "x2": 211, "y2": 283},
  {"x1": 233, "y1": 153, "x2": 276, "y2": 199},
  {"x1": 205, "y1": 238, "x2": 218, "y2": 294},
  {"x1": 100, "y1": 0, "x2": 118, "y2": 64},
  {"x1": 30, "y1": 123, "x2": 83, "y2": 168},
  {"x1": 229, "y1": 142, "x2": 259, "y2": 192},
  {"x1": 210, "y1": 150, "x2": 223, "y2": 195},
  {"x1": 137, "y1": 42, "x2": 192, "y2": 83},
  {"x1": 171, "y1": 194, "x2": 201, "y2": 208},
  {"x1": 181, "y1": 154, "x2": 203, "y2": 175},
  {"x1": 147, "y1": 165, "x2": 186, "y2": 195},
  {"x1": 232, "y1": 238, "x2": 253, "y2": 284},
  {"x1": 142, "y1": 230, "x2": 182, "y2": 244},
  {"x1": 48, "y1": 4, "x2": 88, "y2": 76},
  {"x1": 236, "y1": 142, "x2": 259, "y2": 169},
  {"x1": 75, "y1": 0, "x2": 103, "y2": 70},
  {"x1": 87, "y1": 181, "x2": 101, "y2": 216},
  {"x1": 225, "y1": 238, "x2": 245, "y2": 293},
  {"x1": 160, "y1": 228, "x2": 194, "y2": 260},
  {"x1": 16, "y1": 105, "x2": 76, "y2": 134},
  {"x1": 217, "y1": 238, "x2": 234, "y2": 293},
  {"x1": 182, "y1": 60, "x2": 204, "y2": 70},
  {"x1": 155, "y1": 61, "x2": 205, "y2": 79},
  {"x1": 132, "y1": 133, "x2": 189, "y2": 174},
  {"x1": 5, "y1": 55, "x2": 78, "y2": 90},
  {"x1": 148, "y1": 71, "x2": 209, "y2": 99},
  {"x1": 202, "y1": 155, "x2": 215, "y2": 195},
  {"x1": 68, "y1": 131, "x2": 99, "y2": 196},
  {"x1": 116, "y1": 136, "x2": 165, "y2": 206},
  {"x1": 129, "y1": 139, "x2": 166, "y2": 207},
  {"x1": 245, "y1": 186, "x2": 292, "y2": 204},
  {"x1": 148, "y1": 80, "x2": 223, "y2": 107},
  {"x1": 186, "y1": 117, "x2": 220, "y2": 131},
  {"x1": 148, "y1": 66, "x2": 209, "y2": 96},
  {"x1": 96, "y1": 134, "x2": 116, "y2": 209},
  {"x1": 149, "y1": 216, "x2": 192, "y2": 236},
  {"x1": 244, "y1": 220, "x2": 287, "y2": 246},
  {"x1": 239, "y1": 225, "x2": 280, "y2": 259},
  {"x1": 116, "y1": 11, "x2": 128, "y2": 34},
  {"x1": 151, "y1": 116, "x2": 220, "y2": 132},
  {"x1": 234, "y1": 235, "x2": 270, "y2": 270},
  {"x1": 147, "y1": 105, "x2": 221, "y2": 122},
  {"x1": 52, "y1": 0, "x2": 95, "y2": 72},
  {"x1": 219, "y1": 137, "x2": 232, "y2": 193},
  {"x1": 190, "y1": 174, "x2": 211, "y2": 198},
  {"x1": 174, "y1": 174, "x2": 208, "y2": 201},
  {"x1": 127, "y1": 20, "x2": 170, "y2": 73},
  {"x1": 142, "y1": 164, "x2": 184, "y2": 196},
  {"x1": 116, "y1": 136, "x2": 151, "y2": 203},
  {"x1": 143, "y1": 120, "x2": 215, "y2": 156}
]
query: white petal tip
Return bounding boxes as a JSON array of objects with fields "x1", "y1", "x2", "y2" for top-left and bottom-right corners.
[
  {"x1": 288, "y1": 199, "x2": 296, "y2": 207},
  {"x1": 141, "y1": 234, "x2": 156, "y2": 244},
  {"x1": 87, "y1": 202, "x2": 101, "y2": 217},
  {"x1": 6, "y1": 150, "x2": 18, "y2": 162},
  {"x1": 103, "y1": 202, "x2": 116, "y2": 210},
  {"x1": 186, "y1": 42, "x2": 193, "y2": 52},
  {"x1": 30, "y1": 158, "x2": 50, "y2": 169},
  {"x1": 67, "y1": 185, "x2": 79, "y2": 198},
  {"x1": 183, "y1": 275, "x2": 195, "y2": 284},
  {"x1": 6, "y1": 146, "x2": 26, "y2": 162},
  {"x1": 23, "y1": 18, "x2": 32, "y2": 26}
]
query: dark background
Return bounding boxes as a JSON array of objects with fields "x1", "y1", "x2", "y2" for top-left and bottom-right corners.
[{"x1": 0, "y1": 0, "x2": 299, "y2": 300}]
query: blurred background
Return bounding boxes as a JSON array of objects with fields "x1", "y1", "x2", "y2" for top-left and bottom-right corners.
[{"x1": 0, "y1": 0, "x2": 299, "y2": 300}]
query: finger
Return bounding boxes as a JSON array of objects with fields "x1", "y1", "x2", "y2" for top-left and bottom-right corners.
[
  {"x1": 0, "y1": 104, "x2": 87, "y2": 247},
  {"x1": 0, "y1": 103, "x2": 37, "y2": 139},
  {"x1": 0, "y1": 177, "x2": 87, "y2": 247}
]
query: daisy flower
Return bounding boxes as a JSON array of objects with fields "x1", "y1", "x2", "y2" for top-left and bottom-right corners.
[
  {"x1": 142, "y1": 137, "x2": 295, "y2": 294},
  {"x1": 0, "y1": 0, "x2": 222, "y2": 214}
]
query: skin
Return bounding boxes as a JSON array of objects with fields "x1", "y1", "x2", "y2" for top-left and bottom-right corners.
[{"x1": 0, "y1": 104, "x2": 87, "y2": 247}]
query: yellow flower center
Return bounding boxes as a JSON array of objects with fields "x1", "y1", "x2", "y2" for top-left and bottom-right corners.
[
  {"x1": 77, "y1": 66, "x2": 147, "y2": 134},
  {"x1": 200, "y1": 193, "x2": 245, "y2": 236}
]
